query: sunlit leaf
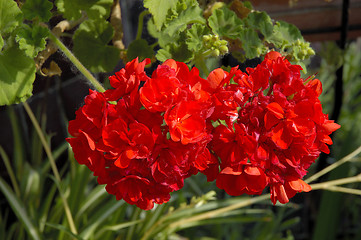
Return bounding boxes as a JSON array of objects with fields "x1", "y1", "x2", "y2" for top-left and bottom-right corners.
[
  {"x1": 15, "y1": 24, "x2": 49, "y2": 58},
  {"x1": 186, "y1": 23, "x2": 209, "y2": 52},
  {"x1": 56, "y1": 0, "x2": 112, "y2": 21},
  {"x1": 0, "y1": 0, "x2": 23, "y2": 36},
  {"x1": 144, "y1": 0, "x2": 178, "y2": 30},
  {"x1": 162, "y1": 2, "x2": 205, "y2": 37},
  {"x1": 87, "y1": 0, "x2": 113, "y2": 20},
  {"x1": 268, "y1": 20, "x2": 302, "y2": 47},
  {"x1": 156, "y1": 34, "x2": 193, "y2": 63},
  {"x1": 238, "y1": 28, "x2": 264, "y2": 59},
  {"x1": 208, "y1": 7, "x2": 243, "y2": 39},
  {"x1": 0, "y1": 46, "x2": 36, "y2": 105},
  {"x1": 246, "y1": 11, "x2": 273, "y2": 39}
]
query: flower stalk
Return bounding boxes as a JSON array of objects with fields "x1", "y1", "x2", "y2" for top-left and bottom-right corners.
[
  {"x1": 48, "y1": 32, "x2": 105, "y2": 93},
  {"x1": 23, "y1": 102, "x2": 78, "y2": 235}
]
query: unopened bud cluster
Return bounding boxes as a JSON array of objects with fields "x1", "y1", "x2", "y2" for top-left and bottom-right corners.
[
  {"x1": 284, "y1": 39, "x2": 315, "y2": 61},
  {"x1": 202, "y1": 34, "x2": 229, "y2": 57}
]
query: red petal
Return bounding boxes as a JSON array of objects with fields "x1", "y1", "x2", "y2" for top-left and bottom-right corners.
[
  {"x1": 265, "y1": 51, "x2": 282, "y2": 61},
  {"x1": 267, "y1": 102, "x2": 284, "y2": 119}
]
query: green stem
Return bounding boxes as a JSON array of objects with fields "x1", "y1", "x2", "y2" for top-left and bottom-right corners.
[
  {"x1": 48, "y1": 32, "x2": 105, "y2": 93},
  {"x1": 23, "y1": 102, "x2": 78, "y2": 235},
  {"x1": 136, "y1": 10, "x2": 150, "y2": 40},
  {"x1": 305, "y1": 144, "x2": 361, "y2": 184},
  {"x1": 126, "y1": 207, "x2": 142, "y2": 240},
  {"x1": 310, "y1": 174, "x2": 361, "y2": 190},
  {"x1": 141, "y1": 194, "x2": 269, "y2": 240},
  {"x1": 318, "y1": 185, "x2": 361, "y2": 196},
  {"x1": 168, "y1": 194, "x2": 269, "y2": 229},
  {"x1": 0, "y1": 146, "x2": 21, "y2": 197}
]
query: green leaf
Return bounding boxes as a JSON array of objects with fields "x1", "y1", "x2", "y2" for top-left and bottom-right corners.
[
  {"x1": 0, "y1": 178, "x2": 41, "y2": 240},
  {"x1": 144, "y1": 0, "x2": 178, "y2": 30},
  {"x1": 56, "y1": 0, "x2": 111, "y2": 21},
  {"x1": 79, "y1": 199, "x2": 124, "y2": 239},
  {"x1": 186, "y1": 23, "x2": 209, "y2": 52},
  {"x1": 45, "y1": 223, "x2": 84, "y2": 240},
  {"x1": 127, "y1": 39, "x2": 154, "y2": 61},
  {"x1": 21, "y1": 0, "x2": 53, "y2": 22},
  {"x1": 0, "y1": 0, "x2": 23, "y2": 35},
  {"x1": 156, "y1": 33, "x2": 193, "y2": 63},
  {"x1": 246, "y1": 11, "x2": 273, "y2": 39},
  {"x1": 147, "y1": 19, "x2": 176, "y2": 48},
  {"x1": 238, "y1": 28, "x2": 264, "y2": 59},
  {"x1": 162, "y1": 1, "x2": 205, "y2": 37},
  {"x1": 73, "y1": 19, "x2": 120, "y2": 73},
  {"x1": 156, "y1": 48, "x2": 172, "y2": 62},
  {"x1": 15, "y1": 24, "x2": 49, "y2": 58},
  {"x1": 268, "y1": 20, "x2": 302, "y2": 47},
  {"x1": 208, "y1": 7, "x2": 243, "y2": 39},
  {"x1": 87, "y1": 0, "x2": 113, "y2": 20},
  {"x1": 0, "y1": 46, "x2": 36, "y2": 106}
]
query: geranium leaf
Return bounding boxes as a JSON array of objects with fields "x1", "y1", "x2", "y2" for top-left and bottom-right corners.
[
  {"x1": 21, "y1": 0, "x2": 53, "y2": 22},
  {"x1": 73, "y1": 19, "x2": 120, "y2": 73},
  {"x1": 15, "y1": 24, "x2": 49, "y2": 58},
  {"x1": 186, "y1": 23, "x2": 209, "y2": 52},
  {"x1": 127, "y1": 39, "x2": 154, "y2": 61},
  {"x1": 162, "y1": 1, "x2": 205, "y2": 37},
  {"x1": 147, "y1": 19, "x2": 177, "y2": 48},
  {"x1": 87, "y1": 0, "x2": 113, "y2": 20},
  {"x1": 246, "y1": 11, "x2": 273, "y2": 39},
  {"x1": 156, "y1": 33, "x2": 193, "y2": 63},
  {"x1": 208, "y1": 7, "x2": 243, "y2": 39},
  {"x1": 268, "y1": 20, "x2": 302, "y2": 47},
  {"x1": 0, "y1": 0, "x2": 23, "y2": 35},
  {"x1": 0, "y1": 46, "x2": 36, "y2": 105},
  {"x1": 156, "y1": 48, "x2": 172, "y2": 62},
  {"x1": 56, "y1": 0, "x2": 112, "y2": 21},
  {"x1": 144, "y1": 0, "x2": 178, "y2": 30},
  {"x1": 238, "y1": 28, "x2": 265, "y2": 59}
]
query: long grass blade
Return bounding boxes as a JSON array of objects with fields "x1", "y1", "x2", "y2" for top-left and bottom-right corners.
[{"x1": 0, "y1": 178, "x2": 41, "y2": 240}]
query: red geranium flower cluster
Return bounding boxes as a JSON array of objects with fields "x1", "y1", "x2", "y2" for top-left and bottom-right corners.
[{"x1": 67, "y1": 52, "x2": 340, "y2": 210}]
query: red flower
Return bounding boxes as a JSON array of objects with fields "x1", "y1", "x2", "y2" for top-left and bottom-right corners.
[
  {"x1": 67, "y1": 54, "x2": 340, "y2": 209},
  {"x1": 270, "y1": 178, "x2": 311, "y2": 204},
  {"x1": 164, "y1": 100, "x2": 209, "y2": 144},
  {"x1": 216, "y1": 164, "x2": 268, "y2": 196},
  {"x1": 105, "y1": 58, "x2": 150, "y2": 101},
  {"x1": 102, "y1": 119, "x2": 154, "y2": 168},
  {"x1": 140, "y1": 64, "x2": 181, "y2": 112}
]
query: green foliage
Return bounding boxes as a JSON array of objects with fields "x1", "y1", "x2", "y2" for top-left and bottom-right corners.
[
  {"x1": 21, "y1": 0, "x2": 53, "y2": 22},
  {"x1": 208, "y1": 7, "x2": 243, "y2": 39},
  {"x1": 127, "y1": 39, "x2": 154, "y2": 61},
  {"x1": 56, "y1": 0, "x2": 112, "y2": 21},
  {"x1": 144, "y1": 0, "x2": 178, "y2": 30},
  {"x1": 186, "y1": 23, "x2": 210, "y2": 52},
  {"x1": 238, "y1": 28, "x2": 265, "y2": 59},
  {"x1": 246, "y1": 11, "x2": 273, "y2": 39},
  {"x1": 73, "y1": 19, "x2": 120, "y2": 73},
  {"x1": 0, "y1": 46, "x2": 36, "y2": 105},
  {"x1": 146, "y1": 0, "x2": 205, "y2": 62},
  {"x1": 15, "y1": 24, "x2": 49, "y2": 58},
  {"x1": 0, "y1": 0, "x2": 23, "y2": 51},
  {"x1": 309, "y1": 41, "x2": 361, "y2": 240}
]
